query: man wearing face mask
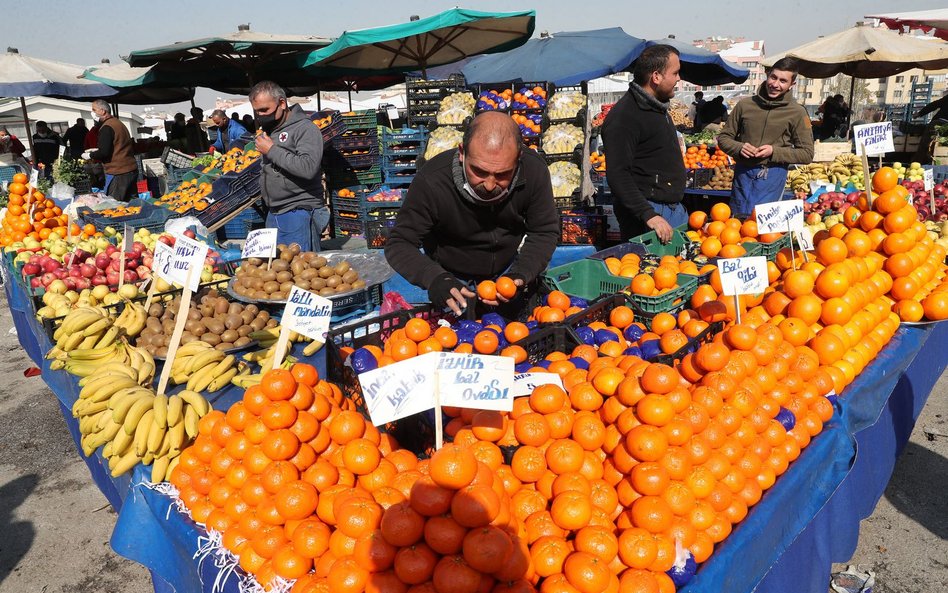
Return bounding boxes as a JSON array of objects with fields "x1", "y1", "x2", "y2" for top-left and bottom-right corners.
[
  {"x1": 717, "y1": 57, "x2": 813, "y2": 216},
  {"x1": 209, "y1": 109, "x2": 250, "y2": 153},
  {"x1": 385, "y1": 111, "x2": 559, "y2": 316},
  {"x1": 601, "y1": 44, "x2": 687, "y2": 243},
  {"x1": 82, "y1": 100, "x2": 138, "y2": 201},
  {"x1": 250, "y1": 81, "x2": 328, "y2": 252}
]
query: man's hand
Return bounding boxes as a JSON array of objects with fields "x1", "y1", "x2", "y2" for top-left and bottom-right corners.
[
  {"x1": 255, "y1": 133, "x2": 274, "y2": 155},
  {"x1": 446, "y1": 286, "x2": 476, "y2": 316},
  {"x1": 647, "y1": 215, "x2": 674, "y2": 243},
  {"x1": 80, "y1": 151, "x2": 92, "y2": 160},
  {"x1": 484, "y1": 276, "x2": 525, "y2": 306},
  {"x1": 755, "y1": 145, "x2": 774, "y2": 159},
  {"x1": 740, "y1": 142, "x2": 759, "y2": 159}
]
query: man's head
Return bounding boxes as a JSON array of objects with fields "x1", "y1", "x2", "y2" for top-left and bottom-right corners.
[
  {"x1": 458, "y1": 111, "x2": 522, "y2": 203},
  {"x1": 210, "y1": 109, "x2": 230, "y2": 129},
  {"x1": 190, "y1": 107, "x2": 204, "y2": 120},
  {"x1": 633, "y1": 44, "x2": 681, "y2": 102},
  {"x1": 694, "y1": 91, "x2": 704, "y2": 101},
  {"x1": 91, "y1": 99, "x2": 111, "y2": 121},
  {"x1": 174, "y1": 113, "x2": 186, "y2": 124},
  {"x1": 35, "y1": 121, "x2": 49, "y2": 133},
  {"x1": 76, "y1": 118, "x2": 86, "y2": 126},
  {"x1": 763, "y1": 57, "x2": 799, "y2": 100},
  {"x1": 0, "y1": 126, "x2": 9, "y2": 138},
  {"x1": 249, "y1": 81, "x2": 289, "y2": 134}
]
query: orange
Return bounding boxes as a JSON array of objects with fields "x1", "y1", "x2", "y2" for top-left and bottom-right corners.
[
  {"x1": 477, "y1": 280, "x2": 497, "y2": 301},
  {"x1": 496, "y1": 276, "x2": 518, "y2": 299},
  {"x1": 871, "y1": 166, "x2": 899, "y2": 194},
  {"x1": 710, "y1": 203, "x2": 731, "y2": 222}
]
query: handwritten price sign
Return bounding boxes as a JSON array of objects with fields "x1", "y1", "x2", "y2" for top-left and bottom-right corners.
[
  {"x1": 437, "y1": 353, "x2": 515, "y2": 411},
  {"x1": 242, "y1": 228, "x2": 279, "y2": 259},
  {"x1": 853, "y1": 122, "x2": 894, "y2": 156},
  {"x1": 282, "y1": 285, "x2": 333, "y2": 342},
  {"x1": 717, "y1": 256, "x2": 769, "y2": 296},
  {"x1": 153, "y1": 241, "x2": 174, "y2": 284},
  {"x1": 756, "y1": 200, "x2": 804, "y2": 234},
  {"x1": 358, "y1": 353, "x2": 439, "y2": 426},
  {"x1": 166, "y1": 235, "x2": 209, "y2": 291},
  {"x1": 511, "y1": 372, "x2": 565, "y2": 398}
]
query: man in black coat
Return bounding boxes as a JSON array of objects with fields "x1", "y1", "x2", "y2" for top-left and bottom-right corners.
[{"x1": 601, "y1": 44, "x2": 687, "y2": 242}]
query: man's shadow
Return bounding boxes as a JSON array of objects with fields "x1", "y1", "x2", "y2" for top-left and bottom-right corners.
[
  {"x1": 884, "y1": 440, "x2": 948, "y2": 540},
  {"x1": 0, "y1": 474, "x2": 38, "y2": 586}
]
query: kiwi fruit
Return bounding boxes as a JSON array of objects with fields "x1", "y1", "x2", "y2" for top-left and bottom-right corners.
[{"x1": 232, "y1": 246, "x2": 365, "y2": 301}]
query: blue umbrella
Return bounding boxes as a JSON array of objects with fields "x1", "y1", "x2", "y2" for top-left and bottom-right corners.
[
  {"x1": 459, "y1": 28, "x2": 647, "y2": 85},
  {"x1": 644, "y1": 38, "x2": 749, "y2": 86}
]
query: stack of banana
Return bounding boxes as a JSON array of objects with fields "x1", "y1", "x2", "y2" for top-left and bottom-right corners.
[
  {"x1": 168, "y1": 341, "x2": 240, "y2": 392},
  {"x1": 47, "y1": 303, "x2": 151, "y2": 378},
  {"x1": 786, "y1": 154, "x2": 865, "y2": 192},
  {"x1": 72, "y1": 361, "x2": 212, "y2": 481}
]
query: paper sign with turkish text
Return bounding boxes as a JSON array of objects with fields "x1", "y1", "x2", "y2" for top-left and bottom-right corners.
[
  {"x1": 796, "y1": 227, "x2": 815, "y2": 252},
  {"x1": 853, "y1": 122, "x2": 894, "y2": 156},
  {"x1": 242, "y1": 228, "x2": 279, "y2": 259},
  {"x1": 717, "y1": 256, "x2": 769, "y2": 296},
  {"x1": 436, "y1": 353, "x2": 515, "y2": 411},
  {"x1": 924, "y1": 168, "x2": 934, "y2": 192},
  {"x1": 358, "y1": 353, "x2": 439, "y2": 426},
  {"x1": 511, "y1": 372, "x2": 566, "y2": 398},
  {"x1": 152, "y1": 241, "x2": 175, "y2": 284},
  {"x1": 756, "y1": 200, "x2": 804, "y2": 234},
  {"x1": 166, "y1": 234, "x2": 208, "y2": 291},
  {"x1": 282, "y1": 285, "x2": 333, "y2": 342}
]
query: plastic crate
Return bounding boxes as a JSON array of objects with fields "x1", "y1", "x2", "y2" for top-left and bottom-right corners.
[
  {"x1": 542, "y1": 259, "x2": 629, "y2": 301},
  {"x1": 651, "y1": 321, "x2": 724, "y2": 366},
  {"x1": 544, "y1": 83, "x2": 589, "y2": 124},
  {"x1": 0, "y1": 165, "x2": 24, "y2": 184},
  {"x1": 564, "y1": 293, "x2": 631, "y2": 331},
  {"x1": 472, "y1": 83, "x2": 516, "y2": 113},
  {"x1": 383, "y1": 127, "x2": 429, "y2": 145},
  {"x1": 514, "y1": 324, "x2": 582, "y2": 365},
  {"x1": 365, "y1": 218, "x2": 397, "y2": 249},
  {"x1": 166, "y1": 165, "x2": 191, "y2": 188},
  {"x1": 382, "y1": 170, "x2": 416, "y2": 186},
  {"x1": 628, "y1": 273, "x2": 699, "y2": 314},
  {"x1": 326, "y1": 165, "x2": 383, "y2": 190},
  {"x1": 685, "y1": 168, "x2": 714, "y2": 189},
  {"x1": 554, "y1": 194, "x2": 583, "y2": 210},
  {"x1": 922, "y1": 165, "x2": 948, "y2": 185},
  {"x1": 78, "y1": 198, "x2": 161, "y2": 229},
  {"x1": 630, "y1": 229, "x2": 701, "y2": 258},
  {"x1": 161, "y1": 147, "x2": 195, "y2": 168},
  {"x1": 559, "y1": 207, "x2": 606, "y2": 245},
  {"x1": 365, "y1": 206, "x2": 400, "y2": 221},
  {"x1": 333, "y1": 216, "x2": 365, "y2": 238},
  {"x1": 756, "y1": 233, "x2": 792, "y2": 260},
  {"x1": 341, "y1": 110, "x2": 378, "y2": 131},
  {"x1": 382, "y1": 155, "x2": 420, "y2": 170},
  {"x1": 325, "y1": 148, "x2": 380, "y2": 169},
  {"x1": 366, "y1": 187, "x2": 406, "y2": 204},
  {"x1": 195, "y1": 180, "x2": 259, "y2": 229}
]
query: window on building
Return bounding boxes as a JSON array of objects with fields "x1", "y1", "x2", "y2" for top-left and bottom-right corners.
[
  {"x1": 878, "y1": 78, "x2": 886, "y2": 83},
  {"x1": 895, "y1": 76, "x2": 904, "y2": 83},
  {"x1": 805, "y1": 92, "x2": 812, "y2": 99},
  {"x1": 742, "y1": 61, "x2": 755, "y2": 67},
  {"x1": 910, "y1": 75, "x2": 919, "y2": 82},
  {"x1": 894, "y1": 90, "x2": 903, "y2": 98},
  {"x1": 931, "y1": 74, "x2": 946, "y2": 82},
  {"x1": 49, "y1": 122, "x2": 69, "y2": 135},
  {"x1": 875, "y1": 91, "x2": 885, "y2": 98}
]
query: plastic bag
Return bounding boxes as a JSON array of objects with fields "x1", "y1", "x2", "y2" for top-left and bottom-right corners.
[
  {"x1": 380, "y1": 291, "x2": 413, "y2": 316},
  {"x1": 49, "y1": 182, "x2": 75, "y2": 201},
  {"x1": 165, "y1": 216, "x2": 210, "y2": 240},
  {"x1": 830, "y1": 565, "x2": 875, "y2": 593}
]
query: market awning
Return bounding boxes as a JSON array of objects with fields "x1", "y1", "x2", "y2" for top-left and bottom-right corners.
[
  {"x1": 644, "y1": 38, "x2": 750, "y2": 86},
  {"x1": 298, "y1": 8, "x2": 535, "y2": 77},
  {"x1": 451, "y1": 28, "x2": 646, "y2": 86},
  {"x1": 0, "y1": 48, "x2": 116, "y2": 100},
  {"x1": 81, "y1": 62, "x2": 196, "y2": 105},
  {"x1": 866, "y1": 9, "x2": 948, "y2": 41},
  {"x1": 762, "y1": 23, "x2": 948, "y2": 78}
]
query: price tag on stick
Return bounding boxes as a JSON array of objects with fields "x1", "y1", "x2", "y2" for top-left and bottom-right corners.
[
  {"x1": 118, "y1": 224, "x2": 134, "y2": 288},
  {"x1": 241, "y1": 228, "x2": 279, "y2": 259},
  {"x1": 511, "y1": 372, "x2": 565, "y2": 398},
  {"x1": 165, "y1": 234, "x2": 208, "y2": 292},
  {"x1": 755, "y1": 200, "x2": 804, "y2": 235},
  {"x1": 717, "y1": 256, "x2": 768, "y2": 325},
  {"x1": 155, "y1": 266, "x2": 196, "y2": 396},
  {"x1": 853, "y1": 121, "x2": 894, "y2": 157},
  {"x1": 357, "y1": 353, "x2": 440, "y2": 426},
  {"x1": 436, "y1": 353, "x2": 515, "y2": 412},
  {"x1": 271, "y1": 286, "x2": 333, "y2": 368}
]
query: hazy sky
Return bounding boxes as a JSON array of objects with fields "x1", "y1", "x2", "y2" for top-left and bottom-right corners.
[{"x1": 9, "y1": 0, "x2": 947, "y2": 114}]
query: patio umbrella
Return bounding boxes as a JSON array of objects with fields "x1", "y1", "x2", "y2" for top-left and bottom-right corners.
[
  {"x1": 81, "y1": 61, "x2": 196, "y2": 105},
  {"x1": 298, "y1": 8, "x2": 536, "y2": 77},
  {"x1": 455, "y1": 28, "x2": 646, "y2": 85},
  {"x1": 643, "y1": 38, "x2": 750, "y2": 86},
  {"x1": 866, "y1": 9, "x2": 948, "y2": 40},
  {"x1": 0, "y1": 47, "x2": 117, "y2": 158}
]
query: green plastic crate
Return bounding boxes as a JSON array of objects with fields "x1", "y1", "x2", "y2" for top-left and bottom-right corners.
[
  {"x1": 541, "y1": 259, "x2": 629, "y2": 301},
  {"x1": 628, "y1": 273, "x2": 699, "y2": 314},
  {"x1": 756, "y1": 233, "x2": 791, "y2": 260},
  {"x1": 630, "y1": 229, "x2": 699, "y2": 257}
]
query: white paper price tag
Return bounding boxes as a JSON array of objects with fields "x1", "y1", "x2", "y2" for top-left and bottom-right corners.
[
  {"x1": 796, "y1": 227, "x2": 815, "y2": 251},
  {"x1": 511, "y1": 372, "x2": 566, "y2": 398},
  {"x1": 122, "y1": 224, "x2": 134, "y2": 253},
  {"x1": 358, "y1": 353, "x2": 440, "y2": 426},
  {"x1": 923, "y1": 168, "x2": 934, "y2": 192},
  {"x1": 387, "y1": 107, "x2": 400, "y2": 121},
  {"x1": 153, "y1": 241, "x2": 174, "y2": 284},
  {"x1": 242, "y1": 228, "x2": 279, "y2": 259},
  {"x1": 436, "y1": 353, "x2": 515, "y2": 411},
  {"x1": 282, "y1": 285, "x2": 333, "y2": 342},
  {"x1": 717, "y1": 256, "x2": 769, "y2": 296},
  {"x1": 166, "y1": 235, "x2": 208, "y2": 291},
  {"x1": 29, "y1": 168, "x2": 39, "y2": 189},
  {"x1": 853, "y1": 122, "x2": 894, "y2": 156},
  {"x1": 756, "y1": 200, "x2": 804, "y2": 234}
]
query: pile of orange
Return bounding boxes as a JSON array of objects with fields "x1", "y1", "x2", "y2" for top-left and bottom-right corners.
[
  {"x1": 590, "y1": 152, "x2": 606, "y2": 172},
  {"x1": 528, "y1": 290, "x2": 585, "y2": 324},
  {"x1": 511, "y1": 114, "x2": 542, "y2": 136},
  {"x1": 203, "y1": 146, "x2": 261, "y2": 175},
  {"x1": 621, "y1": 254, "x2": 716, "y2": 295},
  {"x1": 0, "y1": 174, "x2": 90, "y2": 245},
  {"x1": 154, "y1": 178, "x2": 214, "y2": 213},
  {"x1": 685, "y1": 203, "x2": 784, "y2": 259},
  {"x1": 683, "y1": 145, "x2": 731, "y2": 170}
]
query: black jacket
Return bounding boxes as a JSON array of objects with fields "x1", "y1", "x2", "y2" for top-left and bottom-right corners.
[
  {"x1": 601, "y1": 83, "x2": 686, "y2": 223},
  {"x1": 385, "y1": 148, "x2": 559, "y2": 289},
  {"x1": 260, "y1": 104, "x2": 325, "y2": 213}
]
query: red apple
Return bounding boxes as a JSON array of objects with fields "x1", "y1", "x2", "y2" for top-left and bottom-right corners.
[
  {"x1": 123, "y1": 270, "x2": 138, "y2": 284},
  {"x1": 94, "y1": 253, "x2": 111, "y2": 270},
  {"x1": 106, "y1": 270, "x2": 120, "y2": 286},
  {"x1": 91, "y1": 275, "x2": 108, "y2": 286}
]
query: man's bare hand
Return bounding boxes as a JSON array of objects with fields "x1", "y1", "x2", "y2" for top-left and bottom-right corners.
[
  {"x1": 740, "y1": 142, "x2": 759, "y2": 159},
  {"x1": 755, "y1": 144, "x2": 774, "y2": 158},
  {"x1": 489, "y1": 277, "x2": 524, "y2": 305},
  {"x1": 647, "y1": 215, "x2": 674, "y2": 243},
  {"x1": 255, "y1": 133, "x2": 274, "y2": 155},
  {"x1": 446, "y1": 286, "x2": 476, "y2": 316}
]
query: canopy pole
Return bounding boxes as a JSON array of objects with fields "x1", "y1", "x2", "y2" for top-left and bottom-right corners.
[
  {"x1": 846, "y1": 75, "x2": 856, "y2": 134},
  {"x1": 19, "y1": 97, "x2": 35, "y2": 161},
  {"x1": 348, "y1": 87, "x2": 353, "y2": 111},
  {"x1": 190, "y1": 88, "x2": 196, "y2": 109}
]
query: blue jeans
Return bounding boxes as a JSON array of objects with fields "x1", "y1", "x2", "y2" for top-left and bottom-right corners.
[
  {"x1": 730, "y1": 164, "x2": 789, "y2": 217},
  {"x1": 614, "y1": 200, "x2": 689, "y2": 240},
  {"x1": 266, "y1": 206, "x2": 331, "y2": 252}
]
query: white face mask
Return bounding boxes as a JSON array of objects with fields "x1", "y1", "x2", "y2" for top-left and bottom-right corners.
[
  {"x1": 91, "y1": 111, "x2": 100, "y2": 123},
  {"x1": 460, "y1": 157, "x2": 519, "y2": 204}
]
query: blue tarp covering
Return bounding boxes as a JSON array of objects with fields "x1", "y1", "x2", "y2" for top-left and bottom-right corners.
[
  {"x1": 4, "y1": 262, "x2": 945, "y2": 593},
  {"x1": 645, "y1": 38, "x2": 750, "y2": 87}
]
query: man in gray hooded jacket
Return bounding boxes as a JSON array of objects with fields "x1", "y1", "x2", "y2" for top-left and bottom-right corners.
[{"x1": 250, "y1": 81, "x2": 329, "y2": 251}]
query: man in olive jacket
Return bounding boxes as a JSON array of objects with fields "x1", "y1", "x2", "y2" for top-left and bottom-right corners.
[
  {"x1": 250, "y1": 81, "x2": 328, "y2": 251},
  {"x1": 717, "y1": 57, "x2": 814, "y2": 216}
]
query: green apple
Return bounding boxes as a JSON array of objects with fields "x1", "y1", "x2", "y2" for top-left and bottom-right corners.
[
  {"x1": 117, "y1": 284, "x2": 139, "y2": 299},
  {"x1": 104, "y1": 226, "x2": 116, "y2": 237},
  {"x1": 91, "y1": 284, "x2": 110, "y2": 301}
]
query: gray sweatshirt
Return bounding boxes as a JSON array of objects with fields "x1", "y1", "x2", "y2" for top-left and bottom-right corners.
[{"x1": 261, "y1": 104, "x2": 325, "y2": 213}]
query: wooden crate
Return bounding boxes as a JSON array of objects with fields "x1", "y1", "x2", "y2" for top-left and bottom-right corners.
[{"x1": 812, "y1": 141, "x2": 853, "y2": 162}]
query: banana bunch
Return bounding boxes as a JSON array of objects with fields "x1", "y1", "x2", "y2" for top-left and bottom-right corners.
[
  {"x1": 230, "y1": 336, "x2": 313, "y2": 388},
  {"x1": 248, "y1": 326, "x2": 325, "y2": 356},
  {"x1": 47, "y1": 306, "x2": 114, "y2": 355},
  {"x1": 72, "y1": 363, "x2": 212, "y2": 481},
  {"x1": 786, "y1": 154, "x2": 865, "y2": 191},
  {"x1": 113, "y1": 300, "x2": 147, "y2": 339},
  {"x1": 168, "y1": 341, "x2": 239, "y2": 392}
]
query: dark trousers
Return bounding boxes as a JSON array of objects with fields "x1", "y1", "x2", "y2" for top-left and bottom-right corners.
[{"x1": 106, "y1": 170, "x2": 138, "y2": 202}]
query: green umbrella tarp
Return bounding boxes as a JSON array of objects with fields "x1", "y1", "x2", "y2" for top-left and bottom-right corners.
[{"x1": 298, "y1": 8, "x2": 535, "y2": 77}]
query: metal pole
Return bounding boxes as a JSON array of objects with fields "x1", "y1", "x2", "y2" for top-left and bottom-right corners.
[
  {"x1": 19, "y1": 97, "x2": 35, "y2": 160},
  {"x1": 846, "y1": 75, "x2": 856, "y2": 133},
  {"x1": 347, "y1": 87, "x2": 352, "y2": 111},
  {"x1": 190, "y1": 88, "x2": 196, "y2": 109}
]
